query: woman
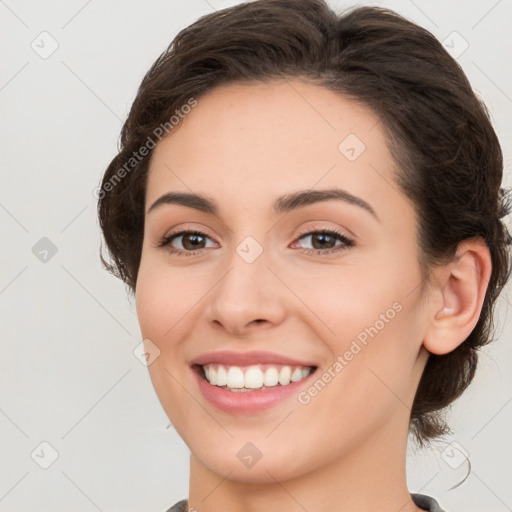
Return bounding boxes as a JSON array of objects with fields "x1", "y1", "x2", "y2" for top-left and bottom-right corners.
[{"x1": 97, "y1": 1, "x2": 511, "y2": 510}]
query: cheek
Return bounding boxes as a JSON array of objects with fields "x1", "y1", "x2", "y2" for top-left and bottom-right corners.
[
  {"x1": 304, "y1": 308, "x2": 420, "y2": 442},
  {"x1": 291, "y1": 264, "x2": 402, "y2": 339},
  {"x1": 135, "y1": 260, "x2": 196, "y2": 417},
  {"x1": 135, "y1": 259, "x2": 205, "y2": 340},
  {"x1": 295, "y1": 261, "x2": 422, "y2": 389},
  {"x1": 329, "y1": 297, "x2": 425, "y2": 428}
]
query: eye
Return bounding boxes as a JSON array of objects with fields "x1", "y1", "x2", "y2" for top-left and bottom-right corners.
[
  {"x1": 292, "y1": 228, "x2": 354, "y2": 255},
  {"x1": 156, "y1": 229, "x2": 217, "y2": 256},
  {"x1": 156, "y1": 227, "x2": 354, "y2": 257}
]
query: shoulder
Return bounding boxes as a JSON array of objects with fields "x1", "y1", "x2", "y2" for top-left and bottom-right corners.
[
  {"x1": 411, "y1": 493, "x2": 447, "y2": 512},
  {"x1": 163, "y1": 498, "x2": 188, "y2": 512}
]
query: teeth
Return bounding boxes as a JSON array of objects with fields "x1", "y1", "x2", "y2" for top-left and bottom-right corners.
[
  {"x1": 216, "y1": 365, "x2": 227, "y2": 386},
  {"x1": 208, "y1": 368, "x2": 217, "y2": 386},
  {"x1": 278, "y1": 365, "x2": 291, "y2": 385},
  {"x1": 226, "y1": 366, "x2": 244, "y2": 388},
  {"x1": 202, "y1": 364, "x2": 314, "y2": 391},
  {"x1": 291, "y1": 367, "x2": 305, "y2": 382},
  {"x1": 244, "y1": 366, "x2": 264, "y2": 389},
  {"x1": 263, "y1": 367, "x2": 279, "y2": 387}
]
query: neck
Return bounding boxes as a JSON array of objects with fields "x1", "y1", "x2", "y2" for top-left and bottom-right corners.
[{"x1": 187, "y1": 414, "x2": 422, "y2": 512}]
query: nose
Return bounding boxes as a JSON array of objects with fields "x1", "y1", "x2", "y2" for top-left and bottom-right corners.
[{"x1": 206, "y1": 247, "x2": 287, "y2": 336}]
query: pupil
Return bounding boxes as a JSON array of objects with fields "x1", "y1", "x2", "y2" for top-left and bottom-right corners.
[
  {"x1": 183, "y1": 234, "x2": 204, "y2": 250},
  {"x1": 313, "y1": 233, "x2": 334, "y2": 249}
]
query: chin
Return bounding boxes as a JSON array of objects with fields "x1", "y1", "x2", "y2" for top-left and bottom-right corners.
[{"x1": 195, "y1": 448, "x2": 309, "y2": 484}]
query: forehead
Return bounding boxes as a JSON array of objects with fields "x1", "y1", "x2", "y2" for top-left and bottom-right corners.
[{"x1": 146, "y1": 79, "x2": 406, "y2": 221}]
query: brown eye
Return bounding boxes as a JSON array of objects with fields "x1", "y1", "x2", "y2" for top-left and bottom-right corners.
[
  {"x1": 157, "y1": 230, "x2": 216, "y2": 255},
  {"x1": 295, "y1": 229, "x2": 353, "y2": 254},
  {"x1": 307, "y1": 232, "x2": 338, "y2": 249},
  {"x1": 180, "y1": 233, "x2": 207, "y2": 250}
]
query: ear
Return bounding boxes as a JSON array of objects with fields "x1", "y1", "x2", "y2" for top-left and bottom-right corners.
[{"x1": 422, "y1": 237, "x2": 492, "y2": 355}]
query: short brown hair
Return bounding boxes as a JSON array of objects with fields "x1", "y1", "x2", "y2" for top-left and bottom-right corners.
[{"x1": 97, "y1": 0, "x2": 512, "y2": 445}]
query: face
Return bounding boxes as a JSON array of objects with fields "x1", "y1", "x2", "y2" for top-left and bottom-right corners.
[{"x1": 136, "y1": 79, "x2": 431, "y2": 483}]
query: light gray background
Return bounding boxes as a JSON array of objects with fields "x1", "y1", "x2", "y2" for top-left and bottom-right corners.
[{"x1": 1, "y1": 1, "x2": 511, "y2": 511}]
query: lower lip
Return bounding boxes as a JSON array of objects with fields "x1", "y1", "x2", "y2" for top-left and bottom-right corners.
[{"x1": 191, "y1": 366, "x2": 317, "y2": 414}]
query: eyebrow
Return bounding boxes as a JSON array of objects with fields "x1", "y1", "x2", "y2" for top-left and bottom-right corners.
[{"x1": 147, "y1": 188, "x2": 380, "y2": 221}]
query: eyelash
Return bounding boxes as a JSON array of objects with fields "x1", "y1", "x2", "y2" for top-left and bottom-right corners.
[{"x1": 156, "y1": 228, "x2": 354, "y2": 257}]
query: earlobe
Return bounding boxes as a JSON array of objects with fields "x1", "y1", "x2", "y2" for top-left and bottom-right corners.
[{"x1": 423, "y1": 238, "x2": 492, "y2": 356}]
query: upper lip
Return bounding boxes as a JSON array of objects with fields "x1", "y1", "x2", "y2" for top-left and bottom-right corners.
[{"x1": 190, "y1": 350, "x2": 317, "y2": 368}]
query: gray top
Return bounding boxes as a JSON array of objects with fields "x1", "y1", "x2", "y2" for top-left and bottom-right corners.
[{"x1": 164, "y1": 493, "x2": 446, "y2": 511}]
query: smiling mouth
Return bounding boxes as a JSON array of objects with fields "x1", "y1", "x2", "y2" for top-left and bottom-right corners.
[{"x1": 193, "y1": 363, "x2": 318, "y2": 392}]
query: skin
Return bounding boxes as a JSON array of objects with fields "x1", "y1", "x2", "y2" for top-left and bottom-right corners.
[{"x1": 135, "y1": 79, "x2": 491, "y2": 512}]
